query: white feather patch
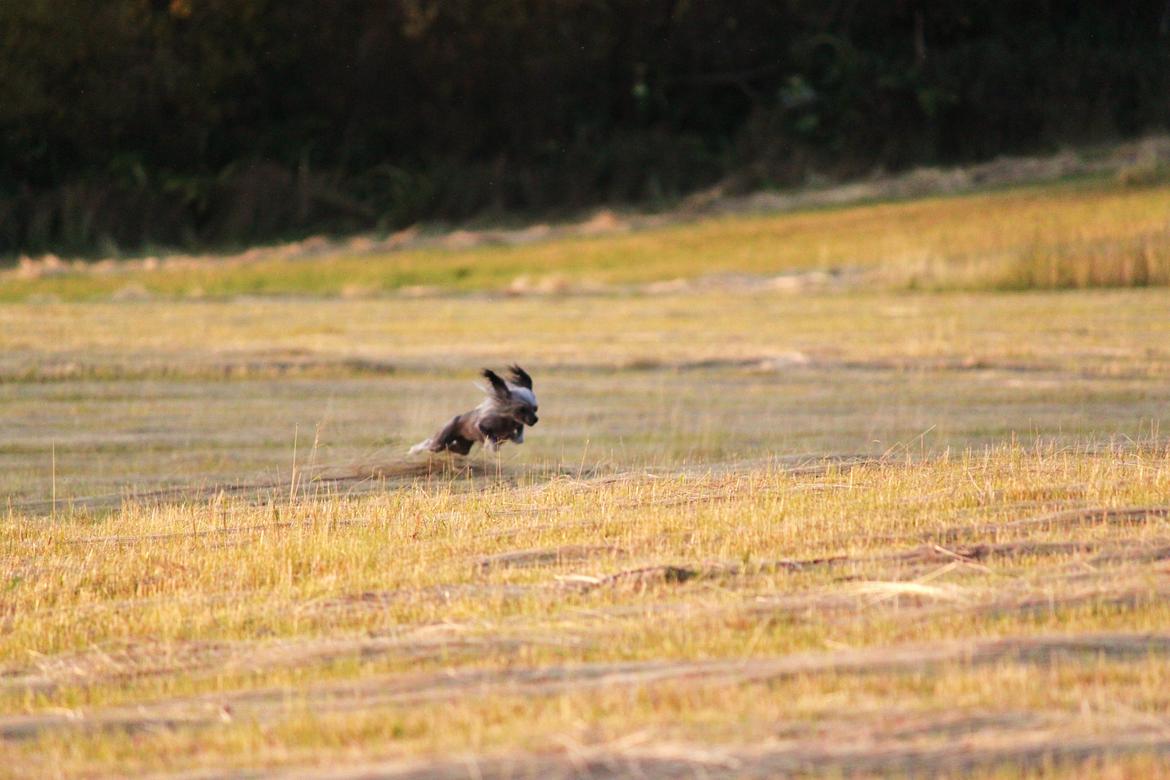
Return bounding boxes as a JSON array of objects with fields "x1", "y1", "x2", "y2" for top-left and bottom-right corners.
[{"x1": 508, "y1": 386, "x2": 537, "y2": 406}]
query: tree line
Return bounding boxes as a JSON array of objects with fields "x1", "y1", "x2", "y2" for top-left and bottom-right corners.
[{"x1": 2, "y1": 1, "x2": 1168, "y2": 255}]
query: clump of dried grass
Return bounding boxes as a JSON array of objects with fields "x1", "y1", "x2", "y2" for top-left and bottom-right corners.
[{"x1": 877, "y1": 229, "x2": 1170, "y2": 292}]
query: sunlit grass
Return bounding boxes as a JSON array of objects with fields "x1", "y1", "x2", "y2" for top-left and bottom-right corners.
[
  {"x1": 4, "y1": 178, "x2": 1170, "y2": 300},
  {"x1": 3, "y1": 444, "x2": 1170, "y2": 776}
]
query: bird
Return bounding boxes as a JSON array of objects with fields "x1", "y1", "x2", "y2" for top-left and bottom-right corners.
[{"x1": 410, "y1": 365, "x2": 538, "y2": 455}]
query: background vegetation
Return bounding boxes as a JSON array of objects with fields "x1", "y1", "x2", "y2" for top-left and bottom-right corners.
[{"x1": 4, "y1": 1, "x2": 1170, "y2": 255}]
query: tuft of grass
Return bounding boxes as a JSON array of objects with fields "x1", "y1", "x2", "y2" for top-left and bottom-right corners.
[
  {"x1": 890, "y1": 228, "x2": 1170, "y2": 291},
  {"x1": 998, "y1": 230, "x2": 1170, "y2": 289}
]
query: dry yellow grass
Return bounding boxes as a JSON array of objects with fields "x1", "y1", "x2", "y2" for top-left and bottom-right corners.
[{"x1": 4, "y1": 444, "x2": 1170, "y2": 777}]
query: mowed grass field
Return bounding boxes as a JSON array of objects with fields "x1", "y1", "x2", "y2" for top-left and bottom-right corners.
[{"x1": 3, "y1": 178, "x2": 1170, "y2": 778}]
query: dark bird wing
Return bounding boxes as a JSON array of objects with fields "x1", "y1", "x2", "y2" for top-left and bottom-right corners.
[
  {"x1": 482, "y1": 369, "x2": 513, "y2": 402},
  {"x1": 507, "y1": 364, "x2": 533, "y2": 389}
]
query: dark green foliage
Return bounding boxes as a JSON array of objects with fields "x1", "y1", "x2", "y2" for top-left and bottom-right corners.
[{"x1": 2, "y1": 1, "x2": 1169, "y2": 255}]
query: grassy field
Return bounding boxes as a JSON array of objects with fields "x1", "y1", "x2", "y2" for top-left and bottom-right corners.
[
  {"x1": 3, "y1": 178, "x2": 1170, "y2": 778},
  {"x1": 5, "y1": 176, "x2": 1170, "y2": 300}
]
